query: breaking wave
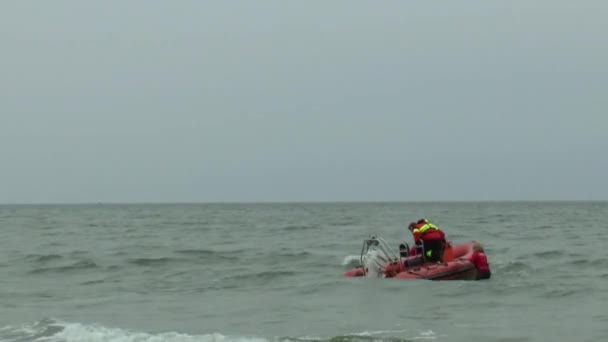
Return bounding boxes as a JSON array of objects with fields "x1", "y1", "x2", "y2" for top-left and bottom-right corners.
[{"x1": 0, "y1": 320, "x2": 435, "y2": 342}]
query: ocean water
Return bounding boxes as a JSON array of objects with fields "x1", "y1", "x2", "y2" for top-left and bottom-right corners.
[{"x1": 1, "y1": 202, "x2": 607, "y2": 342}]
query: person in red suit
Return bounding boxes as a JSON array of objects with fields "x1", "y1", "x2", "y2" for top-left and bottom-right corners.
[
  {"x1": 470, "y1": 242, "x2": 491, "y2": 280},
  {"x1": 408, "y1": 219, "x2": 446, "y2": 263}
]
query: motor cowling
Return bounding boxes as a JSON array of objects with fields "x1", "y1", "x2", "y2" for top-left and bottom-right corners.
[{"x1": 361, "y1": 249, "x2": 389, "y2": 277}]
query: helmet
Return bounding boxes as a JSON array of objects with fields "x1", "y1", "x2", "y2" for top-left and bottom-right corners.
[
  {"x1": 417, "y1": 218, "x2": 428, "y2": 224},
  {"x1": 408, "y1": 222, "x2": 416, "y2": 230}
]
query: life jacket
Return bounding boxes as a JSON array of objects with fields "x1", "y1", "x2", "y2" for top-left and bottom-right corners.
[{"x1": 412, "y1": 220, "x2": 445, "y2": 243}]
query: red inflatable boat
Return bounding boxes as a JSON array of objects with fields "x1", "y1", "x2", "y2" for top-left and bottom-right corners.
[{"x1": 344, "y1": 236, "x2": 481, "y2": 280}]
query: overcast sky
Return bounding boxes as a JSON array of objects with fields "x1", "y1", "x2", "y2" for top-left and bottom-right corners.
[{"x1": 1, "y1": 1, "x2": 606, "y2": 203}]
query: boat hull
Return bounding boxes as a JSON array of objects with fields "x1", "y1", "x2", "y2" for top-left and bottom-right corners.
[{"x1": 344, "y1": 241, "x2": 481, "y2": 281}]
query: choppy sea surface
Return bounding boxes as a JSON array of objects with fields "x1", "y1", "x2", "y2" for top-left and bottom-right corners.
[{"x1": 1, "y1": 202, "x2": 607, "y2": 342}]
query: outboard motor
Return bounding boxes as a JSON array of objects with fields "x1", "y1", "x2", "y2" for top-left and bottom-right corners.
[
  {"x1": 359, "y1": 236, "x2": 400, "y2": 277},
  {"x1": 361, "y1": 248, "x2": 389, "y2": 277}
]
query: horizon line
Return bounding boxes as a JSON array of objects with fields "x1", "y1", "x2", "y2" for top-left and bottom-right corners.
[{"x1": 1, "y1": 199, "x2": 606, "y2": 206}]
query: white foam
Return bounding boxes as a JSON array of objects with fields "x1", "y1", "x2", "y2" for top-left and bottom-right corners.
[
  {"x1": 349, "y1": 329, "x2": 409, "y2": 336},
  {"x1": 0, "y1": 323, "x2": 38, "y2": 336},
  {"x1": 0, "y1": 321, "x2": 268, "y2": 342},
  {"x1": 341, "y1": 255, "x2": 360, "y2": 266},
  {"x1": 0, "y1": 321, "x2": 438, "y2": 342},
  {"x1": 413, "y1": 330, "x2": 436, "y2": 340}
]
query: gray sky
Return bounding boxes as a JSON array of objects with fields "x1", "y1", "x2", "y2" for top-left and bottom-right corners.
[{"x1": 1, "y1": 1, "x2": 607, "y2": 204}]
